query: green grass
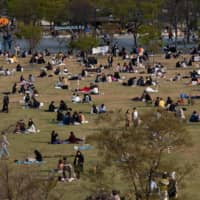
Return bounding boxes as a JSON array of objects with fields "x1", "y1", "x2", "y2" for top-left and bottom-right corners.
[{"x1": 0, "y1": 55, "x2": 200, "y2": 199}]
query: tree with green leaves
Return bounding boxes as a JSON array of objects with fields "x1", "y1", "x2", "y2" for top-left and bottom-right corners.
[
  {"x1": 139, "y1": 25, "x2": 163, "y2": 56},
  {"x1": 69, "y1": 0, "x2": 94, "y2": 25},
  {"x1": 87, "y1": 109, "x2": 193, "y2": 200},
  {"x1": 69, "y1": 34, "x2": 100, "y2": 53},
  {"x1": 16, "y1": 23, "x2": 42, "y2": 50},
  {"x1": 39, "y1": 0, "x2": 69, "y2": 25},
  {"x1": 98, "y1": 0, "x2": 164, "y2": 47},
  {"x1": 8, "y1": 0, "x2": 42, "y2": 24}
]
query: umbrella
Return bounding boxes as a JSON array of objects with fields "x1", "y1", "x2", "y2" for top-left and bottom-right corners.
[{"x1": 0, "y1": 17, "x2": 9, "y2": 27}]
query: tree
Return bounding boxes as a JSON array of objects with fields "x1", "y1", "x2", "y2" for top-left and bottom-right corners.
[
  {"x1": 69, "y1": 0, "x2": 94, "y2": 25},
  {"x1": 0, "y1": 0, "x2": 7, "y2": 15},
  {"x1": 40, "y1": 0, "x2": 69, "y2": 25},
  {"x1": 69, "y1": 34, "x2": 100, "y2": 53},
  {"x1": 0, "y1": 163, "x2": 63, "y2": 200},
  {"x1": 7, "y1": 0, "x2": 42, "y2": 24},
  {"x1": 99, "y1": 0, "x2": 164, "y2": 47},
  {"x1": 162, "y1": 0, "x2": 200, "y2": 45},
  {"x1": 16, "y1": 23, "x2": 42, "y2": 50},
  {"x1": 87, "y1": 110, "x2": 193, "y2": 200},
  {"x1": 139, "y1": 25, "x2": 163, "y2": 55}
]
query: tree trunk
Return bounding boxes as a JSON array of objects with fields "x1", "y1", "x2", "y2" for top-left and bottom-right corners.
[
  {"x1": 174, "y1": 20, "x2": 178, "y2": 48},
  {"x1": 133, "y1": 33, "x2": 137, "y2": 48}
]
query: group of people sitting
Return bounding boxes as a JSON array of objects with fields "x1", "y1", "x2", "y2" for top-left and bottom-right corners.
[
  {"x1": 124, "y1": 76, "x2": 157, "y2": 87},
  {"x1": 29, "y1": 52, "x2": 46, "y2": 64},
  {"x1": 90, "y1": 104, "x2": 107, "y2": 114},
  {"x1": 57, "y1": 110, "x2": 88, "y2": 125},
  {"x1": 12, "y1": 74, "x2": 38, "y2": 95},
  {"x1": 22, "y1": 92, "x2": 43, "y2": 109},
  {"x1": 47, "y1": 100, "x2": 71, "y2": 112},
  {"x1": 71, "y1": 93, "x2": 92, "y2": 103},
  {"x1": 95, "y1": 72, "x2": 122, "y2": 83},
  {"x1": 147, "y1": 62, "x2": 166, "y2": 78},
  {"x1": 0, "y1": 66, "x2": 14, "y2": 76},
  {"x1": 14, "y1": 119, "x2": 39, "y2": 134},
  {"x1": 176, "y1": 58, "x2": 192, "y2": 68},
  {"x1": 51, "y1": 131, "x2": 84, "y2": 144}
]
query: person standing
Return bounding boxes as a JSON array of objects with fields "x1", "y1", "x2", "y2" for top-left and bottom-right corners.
[
  {"x1": 2, "y1": 95, "x2": 9, "y2": 113},
  {"x1": 159, "y1": 173, "x2": 169, "y2": 200},
  {"x1": 73, "y1": 150, "x2": 84, "y2": 179},
  {"x1": 125, "y1": 109, "x2": 132, "y2": 127},
  {"x1": 132, "y1": 107, "x2": 139, "y2": 127},
  {"x1": 168, "y1": 172, "x2": 178, "y2": 199},
  {"x1": 107, "y1": 55, "x2": 113, "y2": 68},
  {"x1": 0, "y1": 132, "x2": 10, "y2": 160}
]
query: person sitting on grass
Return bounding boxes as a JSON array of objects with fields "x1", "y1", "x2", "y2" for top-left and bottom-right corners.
[
  {"x1": 72, "y1": 111, "x2": 81, "y2": 125},
  {"x1": 141, "y1": 91, "x2": 152, "y2": 104},
  {"x1": 65, "y1": 131, "x2": 84, "y2": 144},
  {"x1": 31, "y1": 95, "x2": 41, "y2": 108},
  {"x1": 16, "y1": 64, "x2": 23, "y2": 72},
  {"x1": 38, "y1": 69, "x2": 47, "y2": 78},
  {"x1": 57, "y1": 110, "x2": 64, "y2": 122},
  {"x1": 91, "y1": 104, "x2": 99, "y2": 114},
  {"x1": 51, "y1": 130, "x2": 60, "y2": 144},
  {"x1": 71, "y1": 93, "x2": 82, "y2": 103},
  {"x1": 48, "y1": 101, "x2": 57, "y2": 112},
  {"x1": 189, "y1": 111, "x2": 199, "y2": 122},
  {"x1": 79, "y1": 112, "x2": 88, "y2": 124},
  {"x1": 99, "y1": 104, "x2": 107, "y2": 113},
  {"x1": 26, "y1": 118, "x2": 39, "y2": 133},
  {"x1": 59, "y1": 100, "x2": 71, "y2": 111},
  {"x1": 82, "y1": 94, "x2": 92, "y2": 103},
  {"x1": 63, "y1": 112, "x2": 73, "y2": 125},
  {"x1": 61, "y1": 77, "x2": 70, "y2": 89},
  {"x1": 14, "y1": 120, "x2": 26, "y2": 134},
  {"x1": 15, "y1": 150, "x2": 43, "y2": 163}
]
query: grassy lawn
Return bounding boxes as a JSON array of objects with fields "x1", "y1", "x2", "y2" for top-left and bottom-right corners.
[{"x1": 0, "y1": 54, "x2": 200, "y2": 199}]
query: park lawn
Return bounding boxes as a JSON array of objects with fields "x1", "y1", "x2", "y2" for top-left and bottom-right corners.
[{"x1": 0, "y1": 54, "x2": 200, "y2": 199}]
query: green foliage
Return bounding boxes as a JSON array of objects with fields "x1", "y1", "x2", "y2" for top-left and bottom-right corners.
[
  {"x1": 69, "y1": 35, "x2": 100, "y2": 52},
  {"x1": 69, "y1": 0, "x2": 94, "y2": 25},
  {"x1": 39, "y1": 0, "x2": 69, "y2": 23},
  {"x1": 8, "y1": 0, "x2": 42, "y2": 24},
  {"x1": 17, "y1": 23, "x2": 42, "y2": 49},
  {"x1": 139, "y1": 25, "x2": 163, "y2": 52},
  {"x1": 8, "y1": 0, "x2": 69, "y2": 24}
]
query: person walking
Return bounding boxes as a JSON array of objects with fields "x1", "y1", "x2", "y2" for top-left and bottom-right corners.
[
  {"x1": 2, "y1": 95, "x2": 9, "y2": 113},
  {"x1": 0, "y1": 132, "x2": 10, "y2": 160}
]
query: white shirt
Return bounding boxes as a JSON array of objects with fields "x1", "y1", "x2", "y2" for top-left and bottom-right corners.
[{"x1": 132, "y1": 110, "x2": 138, "y2": 120}]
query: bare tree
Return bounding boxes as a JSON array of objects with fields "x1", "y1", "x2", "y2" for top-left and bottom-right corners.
[
  {"x1": 0, "y1": 163, "x2": 63, "y2": 200},
  {"x1": 87, "y1": 110, "x2": 194, "y2": 200}
]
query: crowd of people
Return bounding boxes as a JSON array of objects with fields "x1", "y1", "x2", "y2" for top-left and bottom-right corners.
[{"x1": 0, "y1": 36, "x2": 199, "y2": 200}]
